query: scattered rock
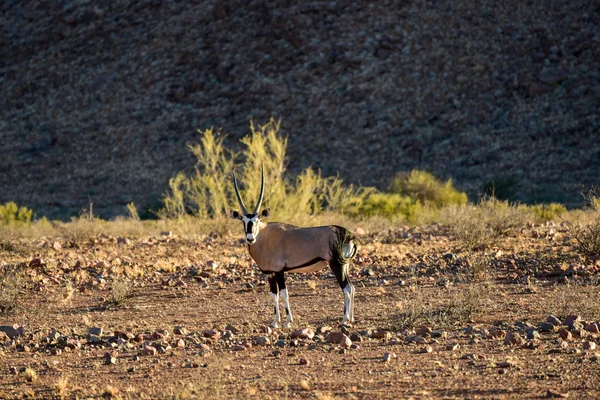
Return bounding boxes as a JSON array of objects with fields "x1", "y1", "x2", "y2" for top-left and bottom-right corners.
[
  {"x1": 203, "y1": 329, "x2": 221, "y2": 339},
  {"x1": 546, "y1": 315, "x2": 562, "y2": 326},
  {"x1": 583, "y1": 341, "x2": 597, "y2": 351},
  {"x1": 142, "y1": 345, "x2": 157, "y2": 357},
  {"x1": 382, "y1": 352, "x2": 395, "y2": 362},
  {"x1": 326, "y1": 332, "x2": 352, "y2": 348},
  {"x1": 299, "y1": 358, "x2": 310, "y2": 366},
  {"x1": 0, "y1": 326, "x2": 20, "y2": 339},
  {"x1": 559, "y1": 329, "x2": 573, "y2": 341},
  {"x1": 504, "y1": 332, "x2": 525, "y2": 346},
  {"x1": 584, "y1": 323, "x2": 600, "y2": 334},
  {"x1": 88, "y1": 327, "x2": 103, "y2": 336},
  {"x1": 563, "y1": 315, "x2": 581, "y2": 326},
  {"x1": 290, "y1": 328, "x2": 315, "y2": 340}
]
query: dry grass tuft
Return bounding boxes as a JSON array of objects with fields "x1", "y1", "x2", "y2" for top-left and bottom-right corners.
[
  {"x1": 109, "y1": 278, "x2": 133, "y2": 307},
  {"x1": 300, "y1": 379, "x2": 311, "y2": 390},
  {"x1": 103, "y1": 385, "x2": 121, "y2": 399},
  {"x1": 54, "y1": 375, "x2": 69, "y2": 399},
  {"x1": 25, "y1": 367, "x2": 38, "y2": 383},
  {"x1": 395, "y1": 284, "x2": 486, "y2": 330}
]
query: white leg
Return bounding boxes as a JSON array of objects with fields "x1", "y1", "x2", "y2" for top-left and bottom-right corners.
[
  {"x1": 341, "y1": 284, "x2": 353, "y2": 325},
  {"x1": 271, "y1": 292, "x2": 281, "y2": 328},
  {"x1": 280, "y1": 288, "x2": 293, "y2": 328}
]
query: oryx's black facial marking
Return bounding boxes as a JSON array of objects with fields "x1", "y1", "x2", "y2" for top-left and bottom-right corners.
[{"x1": 241, "y1": 213, "x2": 260, "y2": 244}]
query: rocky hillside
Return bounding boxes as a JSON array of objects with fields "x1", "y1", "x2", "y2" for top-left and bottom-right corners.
[{"x1": 1, "y1": 0, "x2": 599, "y2": 218}]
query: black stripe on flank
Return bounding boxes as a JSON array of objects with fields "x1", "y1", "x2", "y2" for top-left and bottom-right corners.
[{"x1": 282, "y1": 257, "x2": 326, "y2": 272}]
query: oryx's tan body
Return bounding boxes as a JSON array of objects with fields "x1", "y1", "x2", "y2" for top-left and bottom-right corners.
[
  {"x1": 248, "y1": 222, "x2": 332, "y2": 274},
  {"x1": 231, "y1": 166, "x2": 357, "y2": 327}
]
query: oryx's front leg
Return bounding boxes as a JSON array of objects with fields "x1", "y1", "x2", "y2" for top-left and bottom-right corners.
[
  {"x1": 268, "y1": 274, "x2": 281, "y2": 328},
  {"x1": 276, "y1": 271, "x2": 293, "y2": 328}
]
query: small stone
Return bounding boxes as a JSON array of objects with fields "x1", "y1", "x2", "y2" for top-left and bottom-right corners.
[
  {"x1": 349, "y1": 333, "x2": 362, "y2": 342},
  {"x1": 176, "y1": 338, "x2": 186, "y2": 348},
  {"x1": 253, "y1": 336, "x2": 270, "y2": 346},
  {"x1": 382, "y1": 352, "x2": 395, "y2": 362},
  {"x1": 88, "y1": 327, "x2": 103, "y2": 336},
  {"x1": 583, "y1": 341, "x2": 597, "y2": 351},
  {"x1": 260, "y1": 325, "x2": 272, "y2": 335},
  {"x1": 421, "y1": 345, "x2": 433, "y2": 353},
  {"x1": 559, "y1": 329, "x2": 572, "y2": 341},
  {"x1": 448, "y1": 343, "x2": 460, "y2": 351},
  {"x1": 274, "y1": 339, "x2": 286, "y2": 348},
  {"x1": 407, "y1": 335, "x2": 427, "y2": 344},
  {"x1": 547, "y1": 315, "x2": 562, "y2": 326},
  {"x1": 326, "y1": 332, "x2": 352, "y2": 348},
  {"x1": 541, "y1": 322, "x2": 558, "y2": 332},
  {"x1": 174, "y1": 326, "x2": 188, "y2": 335},
  {"x1": 299, "y1": 358, "x2": 310, "y2": 366},
  {"x1": 504, "y1": 332, "x2": 525, "y2": 346},
  {"x1": 316, "y1": 326, "x2": 332, "y2": 334},
  {"x1": 0, "y1": 326, "x2": 20, "y2": 339},
  {"x1": 128, "y1": 366, "x2": 136, "y2": 373},
  {"x1": 203, "y1": 329, "x2": 221, "y2": 339},
  {"x1": 371, "y1": 330, "x2": 391, "y2": 340},
  {"x1": 526, "y1": 330, "x2": 541, "y2": 340},
  {"x1": 52, "y1": 241, "x2": 62, "y2": 250},
  {"x1": 563, "y1": 315, "x2": 581, "y2": 326},
  {"x1": 142, "y1": 345, "x2": 157, "y2": 357},
  {"x1": 585, "y1": 323, "x2": 600, "y2": 334},
  {"x1": 105, "y1": 356, "x2": 117, "y2": 365},
  {"x1": 290, "y1": 328, "x2": 315, "y2": 340}
]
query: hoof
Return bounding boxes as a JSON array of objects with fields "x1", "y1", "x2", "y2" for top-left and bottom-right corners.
[
  {"x1": 270, "y1": 322, "x2": 280, "y2": 329},
  {"x1": 283, "y1": 322, "x2": 292, "y2": 329}
]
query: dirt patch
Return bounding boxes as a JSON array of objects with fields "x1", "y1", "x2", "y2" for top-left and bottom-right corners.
[{"x1": 1, "y1": 224, "x2": 599, "y2": 399}]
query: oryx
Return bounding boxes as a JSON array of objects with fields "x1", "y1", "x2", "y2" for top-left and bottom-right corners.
[{"x1": 231, "y1": 167, "x2": 357, "y2": 328}]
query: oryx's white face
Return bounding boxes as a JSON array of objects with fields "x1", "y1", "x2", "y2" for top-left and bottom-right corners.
[
  {"x1": 231, "y1": 166, "x2": 268, "y2": 245},
  {"x1": 231, "y1": 210, "x2": 270, "y2": 245}
]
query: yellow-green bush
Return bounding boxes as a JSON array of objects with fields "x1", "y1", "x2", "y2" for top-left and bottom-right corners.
[
  {"x1": 530, "y1": 203, "x2": 567, "y2": 222},
  {"x1": 389, "y1": 170, "x2": 467, "y2": 208},
  {"x1": 160, "y1": 119, "x2": 367, "y2": 222},
  {"x1": 343, "y1": 192, "x2": 422, "y2": 221},
  {"x1": 0, "y1": 202, "x2": 33, "y2": 225}
]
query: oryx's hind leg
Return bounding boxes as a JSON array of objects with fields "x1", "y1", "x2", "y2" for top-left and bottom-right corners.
[
  {"x1": 268, "y1": 274, "x2": 281, "y2": 328},
  {"x1": 331, "y1": 261, "x2": 355, "y2": 326},
  {"x1": 275, "y1": 271, "x2": 293, "y2": 328}
]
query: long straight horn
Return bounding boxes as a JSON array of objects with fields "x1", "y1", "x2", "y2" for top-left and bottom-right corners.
[
  {"x1": 232, "y1": 172, "x2": 249, "y2": 214},
  {"x1": 253, "y1": 165, "x2": 265, "y2": 214}
]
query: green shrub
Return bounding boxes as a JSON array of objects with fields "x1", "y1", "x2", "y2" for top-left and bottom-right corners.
[
  {"x1": 160, "y1": 119, "x2": 366, "y2": 222},
  {"x1": 0, "y1": 202, "x2": 33, "y2": 225},
  {"x1": 343, "y1": 192, "x2": 422, "y2": 221},
  {"x1": 389, "y1": 170, "x2": 467, "y2": 208},
  {"x1": 530, "y1": 203, "x2": 567, "y2": 222}
]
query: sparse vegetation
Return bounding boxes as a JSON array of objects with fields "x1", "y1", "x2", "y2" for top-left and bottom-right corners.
[
  {"x1": 60, "y1": 204, "x2": 102, "y2": 246},
  {"x1": 441, "y1": 196, "x2": 529, "y2": 250},
  {"x1": 24, "y1": 367, "x2": 37, "y2": 383},
  {"x1": 0, "y1": 264, "x2": 26, "y2": 315},
  {"x1": 395, "y1": 284, "x2": 485, "y2": 330},
  {"x1": 109, "y1": 277, "x2": 133, "y2": 307},
  {"x1": 565, "y1": 192, "x2": 600, "y2": 261}
]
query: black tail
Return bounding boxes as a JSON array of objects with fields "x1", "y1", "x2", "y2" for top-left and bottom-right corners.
[{"x1": 331, "y1": 225, "x2": 357, "y2": 266}]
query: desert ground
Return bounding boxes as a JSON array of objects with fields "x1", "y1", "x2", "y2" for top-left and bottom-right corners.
[{"x1": 1, "y1": 221, "x2": 599, "y2": 400}]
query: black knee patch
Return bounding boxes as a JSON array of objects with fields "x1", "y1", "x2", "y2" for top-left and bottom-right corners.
[
  {"x1": 268, "y1": 275, "x2": 278, "y2": 294},
  {"x1": 275, "y1": 271, "x2": 286, "y2": 290}
]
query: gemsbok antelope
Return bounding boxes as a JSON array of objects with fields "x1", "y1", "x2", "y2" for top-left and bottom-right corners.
[{"x1": 231, "y1": 168, "x2": 358, "y2": 328}]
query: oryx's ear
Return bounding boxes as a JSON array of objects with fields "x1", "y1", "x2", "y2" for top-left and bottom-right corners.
[
  {"x1": 231, "y1": 210, "x2": 243, "y2": 220},
  {"x1": 260, "y1": 208, "x2": 270, "y2": 218}
]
